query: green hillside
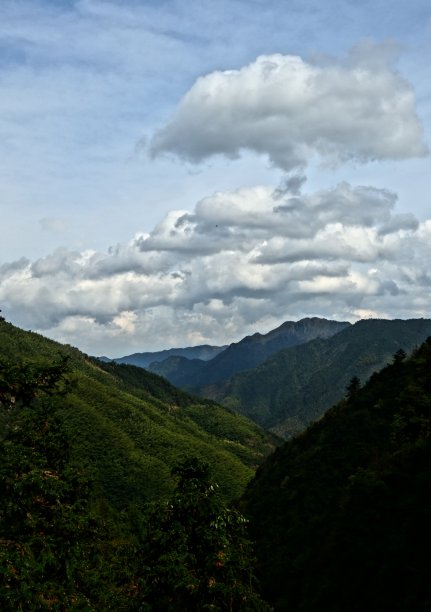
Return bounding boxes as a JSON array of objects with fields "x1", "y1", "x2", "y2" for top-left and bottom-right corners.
[
  {"x1": 241, "y1": 336, "x2": 431, "y2": 611},
  {"x1": 0, "y1": 320, "x2": 275, "y2": 509},
  {"x1": 149, "y1": 317, "x2": 349, "y2": 390},
  {"x1": 210, "y1": 318, "x2": 431, "y2": 437},
  {"x1": 148, "y1": 354, "x2": 206, "y2": 389},
  {"x1": 0, "y1": 330, "x2": 271, "y2": 610}
]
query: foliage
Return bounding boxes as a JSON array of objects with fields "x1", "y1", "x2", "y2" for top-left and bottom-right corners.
[
  {"x1": 0, "y1": 357, "x2": 71, "y2": 410},
  {"x1": 135, "y1": 458, "x2": 270, "y2": 611},
  {"x1": 0, "y1": 319, "x2": 275, "y2": 512},
  {"x1": 0, "y1": 359, "x2": 104, "y2": 610},
  {"x1": 241, "y1": 337, "x2": 431, "y2": 611},
  {"x1": 0, "y1": 321, "x2": 272, "y2": 608},
  {"x1": 150, "y1": 318, "x2": 349, "y2": 390},
  {"x1": 214, "y1": 318, "x2": 431, "y2": 437},
  {"x1": 345, "y1": 375, "x2": 361, "y2": 399}
]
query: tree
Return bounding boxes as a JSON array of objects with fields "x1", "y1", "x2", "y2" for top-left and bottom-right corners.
[
  {"x1": 136, "y1": 457, "x2": 270, "y2": 611},
  {"x1": 0, "y1": 358, "x2": 103, "y2": 610},
  {"x1": 346, "y1": 376, "x2": 361, "y2": 400}
]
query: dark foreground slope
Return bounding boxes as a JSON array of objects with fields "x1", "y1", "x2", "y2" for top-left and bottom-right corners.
[
  {"x1": 212, "y1": 318, "x2": 431, "y2": 437},
  {"x1": 241, "y1": 337, "x2": 431, "y2": 611},
  {"x1": 150, "y1": 317, "x2": 350, "y2": 389},
  {"x1": 0, "y1": 320, "x2": 275, "y2": 508}
]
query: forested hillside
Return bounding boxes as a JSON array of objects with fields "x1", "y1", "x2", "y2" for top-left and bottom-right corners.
[
  {"x1": 149, "y1": 317, "x2": 349, "y2": 389},
  {"x1": 0, "y1": 318, "x2": 276, "y2": 609},
  {"x1": 0, "y1": 320, "x2": 275, "y2": 509},
  {"x1": 4, "y1": 316, "x2": 430, "y2": 609},
  {"x1": 241, "y1": 336, "x2": 431, "y2": 611},
  {"x1": 210, "y1": 318, "x2": 431, "y2": 437}
]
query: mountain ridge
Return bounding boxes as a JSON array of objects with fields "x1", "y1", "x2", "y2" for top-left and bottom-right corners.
[
  {"x1": 111, "y1": 343, "x2": 227, "y2": 368},
  {"x1": 210, "y1": 318, "x2": 431, "y2": 438},
  {"x1": 149, "y1": 317, "x2": 350, "y2": 389}
]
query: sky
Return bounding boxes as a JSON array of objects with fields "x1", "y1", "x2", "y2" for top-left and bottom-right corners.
[{"x1": 0, "y1": 0, "x2": 430, "y2": 356}]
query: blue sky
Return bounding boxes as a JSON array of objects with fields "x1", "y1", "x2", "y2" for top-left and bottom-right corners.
[{"x1": 1, "y1": 0, "x2": 430, "y2": 355}]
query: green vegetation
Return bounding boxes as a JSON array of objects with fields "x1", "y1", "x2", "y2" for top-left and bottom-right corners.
[
  {"x1": 5, "y1": 316, "x2": 431, "y2": 609},
  {"x1": 0, "y1": 320, "x2": 275, "y2": 512},
  {"x1": 150, "y1": 317, "x2": 349, "y2": 390},
  {"x1": 135, "y1": 458, "x2": 270, "y2": 611},
  {"x1": 212, "y1": 318, "x2": 431, "y2": 437},
  {"x1": 0, "y1": 336, "x2": 271, "y2": 609},
  {"x1": 241, "y1": 336, "x2": 431, "y2": 610},
  {"x1": 0, "y1": 358, "x2": 105, "y2": 609}
]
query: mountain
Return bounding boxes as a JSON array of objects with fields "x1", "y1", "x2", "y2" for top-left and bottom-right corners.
[
  {"x1": 112, "y1": 344, "x2": 226, "y2": 368},
  {"x1": 149, "y1": 317, "x2": 350, "y2": 390},
  {"x1": 210, "y1": 318, "x2": 431, "y2": 438},
  {"x1": 0, "y1": 320, "x2": 276, "y2": 509},
  {"x1": 148, "y1": 354, "x2": 206, "y2": 388},
  {"x1": 241, "y1": 336, "x2": 431, "y2": 611}
]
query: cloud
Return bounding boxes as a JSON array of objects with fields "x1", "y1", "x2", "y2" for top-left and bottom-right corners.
[
  {"x1": 273, "y1": 174, "x2": 307, "y2": 198},
  {"x1": 150, "y1": 44, "x2": 427, "y2": 171},
  {"x1": 1, "y1": 179, "x2": 430, "y2": 354}
]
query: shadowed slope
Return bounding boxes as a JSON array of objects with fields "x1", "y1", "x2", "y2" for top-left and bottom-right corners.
[{"x1": 241, "y1": 336, "x2": 431, "y2": 610}]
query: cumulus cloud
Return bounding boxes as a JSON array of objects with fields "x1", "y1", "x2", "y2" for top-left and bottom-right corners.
[
  {"x1": 1, "y1": 179, "x2": 430, "y2": 355},
  {"x1": 150, "y1": 44, "x2": 427, "y2": 170}
]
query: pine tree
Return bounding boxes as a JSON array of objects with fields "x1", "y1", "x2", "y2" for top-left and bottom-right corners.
[{"x1": 346, "y1": 375, "x2": 361, "y2": 400}]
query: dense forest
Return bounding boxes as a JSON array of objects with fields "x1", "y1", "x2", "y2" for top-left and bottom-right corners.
[
  {"x1": 242, "y1": 337, "x2": 431, "y2": 610},
  {"x1": 2, "y1": 315, "x2": 431, "y2": 609},
  {"x1": 0, "y1": 319, "x2": 275, "y2": 510},
  {"x1": 211, "y1": 318, "x2": 431, "y2": 437},
  {"x1": 0, "y1": 318, "x2": 270, "y2": 609}
]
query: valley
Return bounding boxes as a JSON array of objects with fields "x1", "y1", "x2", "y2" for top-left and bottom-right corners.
[{"x1": 2, "y1": 315, "x2": 431, "y2": 610}]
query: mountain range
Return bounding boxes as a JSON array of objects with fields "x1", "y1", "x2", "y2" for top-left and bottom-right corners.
[
  {"x1": 2, "y1": 314, "x2": 431, "y2": 609},
  {"x1": 147, "y1": 317, "x2": 350, "y2": 388},
  {"x1": 110, "y1": 344, "x2": 226, "y2": 368},
  {"x1": 209, "y1": 318, "x2": 431, "y2": 437},
  {"x1": 111, "y1": 317, "x2": 431, "y2": 440}
]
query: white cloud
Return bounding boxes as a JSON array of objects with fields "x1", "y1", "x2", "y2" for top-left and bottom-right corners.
[
  {"x1": 150, "y1": 45, "x2": 427, "y2": 171},
  {"x1": 1, "y1": 180, "x2": 430, "y2": 354}
]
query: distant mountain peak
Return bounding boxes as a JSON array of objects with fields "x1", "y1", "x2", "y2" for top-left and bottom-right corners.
[
  {"x1": 111, "y1": 344, "x2": 227, "y2": 369},
  {"x1": 212, "y1": 317, "x2": 431, "y2": 439},
  {"x1": 149, "y1": 317, "x2": 350, "y2": 390}
]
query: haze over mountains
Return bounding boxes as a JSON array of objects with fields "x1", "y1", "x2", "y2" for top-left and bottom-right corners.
[{"x1": 110, "y1": 344, "x2": 226, "y2": 369}]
